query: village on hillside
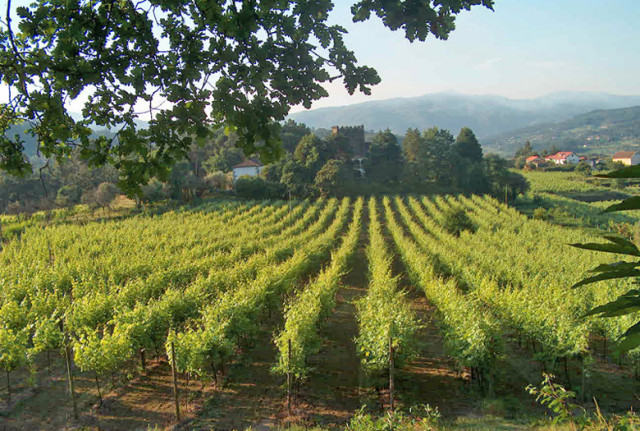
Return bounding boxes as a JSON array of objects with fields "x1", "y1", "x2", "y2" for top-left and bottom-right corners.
[{"x1": 522, "y1": 150, "x2": 639, "y2": 170}]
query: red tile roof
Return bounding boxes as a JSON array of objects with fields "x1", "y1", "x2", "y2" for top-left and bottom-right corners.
[
  {"x1": 545, "y1": 151, "x2": 575, "y2": 160},
  {"x1": 233, "y1": 159, "x2": 262, "y2": 168},
  {"x1": 612, "y1": 151, "x2": 636, "y2": 159},
  {"x1": 526, "y1": 155, "x2": 542, "y2": 162}
]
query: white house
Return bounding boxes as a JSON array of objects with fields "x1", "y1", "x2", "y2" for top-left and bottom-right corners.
[
  {"x1": 232, "y1": 159, "x2": 264, "y2": 182},
  {"x1": 612, "y1": 151, "x2": 640, "y2": 166},
  {"x1": 545, "y1": 151, "x2": 580, "y2": 165}
]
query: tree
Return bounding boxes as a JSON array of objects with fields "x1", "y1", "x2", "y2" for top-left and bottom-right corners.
[
  {"x1": 514, "y1": 140, "x2": 534, "y2": 158},
  {"x1": 314, "y1": 159, "x2": 351, "y2": 197},
  {"x1": 56, "y1": 185, "x2": 82, "y2": 206},
  {"x1": 452, "y1": 127, "x2": 484, "y2": 192},
  {"x1": 294, "y1": 134, "x2": 327, "y2": 171},
  {"x1": 140, "y1": 178, "x2": 169, "y2": 203},
  {"x1": 280, "y1": 120, "x2": 311, "y2": 154},
  {"x1": 421, "y1": 127, "x2": 456, "y2": 185},
  {"x1": 95, "y1": 182, "x2": 119, "y2": 209},
  {"x1": 203, "y1": 147, "x2": 245, "y2": 174},
  {"x1": 402, "y1": 128, "x2": 425, "y2": 187},
  {"x1": 455, "y1": 127, "x2": 483, "y2": 162},
  {"x1": 482, "y1": 154, "x2": 529, "y2": 201},
  {"x1": 366, "y1": 129, "x2": 402, "y2": 184},
  {"x1": 204, "y1": 171, "x2": 230, "y2": 191},
  {"x1": 166, "y1": 160, "x2": 204, "y2": 201},
  {"x1": 0, "y1": 1, "x2": 494, "y2": 195},
  {"x1": 574, "y1": 161, "x2": 592, "y2": 176}
]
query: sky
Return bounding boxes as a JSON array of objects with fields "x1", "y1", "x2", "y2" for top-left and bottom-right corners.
[
  {"x1": 2, "y1": 0, "x2": 639, "y2": 115},
  {"x1": 292, "y1": 0, "x2": 640, "y2": 111}
]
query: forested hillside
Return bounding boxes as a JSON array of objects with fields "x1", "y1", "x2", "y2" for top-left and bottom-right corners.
[
  {"x1": 484, "y1": 106, "x2": 640, "y2": 155},
  {"x1": 289, "y1": 92, "x2": 640, "y2": 138}
]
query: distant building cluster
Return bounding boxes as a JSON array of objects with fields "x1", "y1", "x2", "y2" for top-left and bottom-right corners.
[{"x1": 525, "y1": 149, "x2": 640, "y2": 169}]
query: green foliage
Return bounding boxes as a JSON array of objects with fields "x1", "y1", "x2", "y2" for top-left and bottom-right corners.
[
  {"x1": 572, "y1": 165, "x2": 640, "y2": 352},
  {"x1": 272, "y1": 198, "x2": 362, "y2": 379},
  {"x1": 455, "y1": 127, "x2": 483, "y2": 162},
  {"x1": 533, "y1": 207, "x2": 547, "y2": 220},
  {"x1": 235, "y1": 176, "x2": 285, "y2": 200},
  {"x1": 526, "y1": 373, "x2": 583, "y2": 425},
  {"x1": 403, "y1": 127, "x2": 457, "y2": 187},
  {"x1": 366, "y1": 129, "x2": 402, "y2": 184},
  {"x1": 95, "y1": 182, "x2": 119, "y2": 208},
  {"x1": 482, "y1": 155, "x2": 529, "y2": 201},
  {"x1": 441, "y1": 207, "x2": 476, "y2": 237},
  {"x1": 280, "y1": 120, "x2": 311, "y2": 153},
  {"x1": 0, "y1": 1, "x2": 492, "y2": 194},
  {"x1": 0, "y1": 327, "x2": 29, "y2": 372},
  {"x1": 314, "y1": 159, "x2": 352, "y2": 197},
  {"x1": 74, "y1": 329, "x2": 133, "y2": 377},
  {"x1": 31, "y1": 318, "x2": 64, "y2": 354},
  {"x1": 56, "y1": 185, "x2": 82, "y2": 206},
  {"x1": 294, "y1": 134, "x2": 327, "y2": 171},
  {"x1": 203, "y1": 147, "x2": 245, "y2": 174},
  {"x1": 141, "y1": 178, "x2": 169, "y2": 203},
  {"x1": 575, "y1": 161, "x2": 592, "y2": 177},
  {"x1": 346, "y1": 405, "x2": 440, "y2": 431},
  {"x1": 514, "y1": 140, "x2": 534, "y2": 159},
  {"x1": 355, "y1": 198, "x2": 419, "y2": 374}
]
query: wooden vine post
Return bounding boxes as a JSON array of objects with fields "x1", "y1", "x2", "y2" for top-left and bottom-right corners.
[
  {"x1": 287, "y1": 338, "x2": 292, "y2": 415},
  {"x1": 63, "y1": 339, "x2": 79, "y2": 420},
  {"x1": 389, "y1": 336, "x2": 395, "y2": 412},
  {"x1": 6, "y1": 370, "x2": 10, "y2": 407},
  {"x1": 170, "y1": 341, "x2": 181, "y2": 422}
]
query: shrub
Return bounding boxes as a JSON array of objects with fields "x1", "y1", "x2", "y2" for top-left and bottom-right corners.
[
  {"x1": 442, "y1": 207, "x2": 476, "y2": 237},
  {"x1": 533, "y1": 207, "x2": 547, "y2": 220},
  {"x1": 205, "y1": 171, "x2": 230, "y2": 191},
  {"x1": 56, "y1": 185, "x2": 82, "y2": 205},
  {"x1": 235, "y1": 176, "x2": 285, "y2": 199}
]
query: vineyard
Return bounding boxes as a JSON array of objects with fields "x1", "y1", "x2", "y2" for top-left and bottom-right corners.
[{"x1": 0, "y1": 195, "x2": 638, "y2": 430}]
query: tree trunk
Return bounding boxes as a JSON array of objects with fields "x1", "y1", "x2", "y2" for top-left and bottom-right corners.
[
  {"x1": 140, "y1": 348, "x2": 146, "y2": 373},
  {"x1": 171, "y1": 342, "x2": 181, "y2": 422},
  {"x1": 210, "y1": 362, "x2": 218, "y2": 386},
  {"x1": 95, "y1": 373, "x2": 103, "y2": 405},
  {"x1": 6, "y1": 370, "x2": 10, "y2": 408},
  {"x1": 46, "y1": 350, "x2": 52, "y2": 381},
  {"x1": 564, "y1": 357, "x2": 572, "y2": 387}
]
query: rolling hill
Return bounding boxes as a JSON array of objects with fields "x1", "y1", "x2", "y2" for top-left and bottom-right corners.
[
  {"x1": 482, "y1": 105, "x2": 640, "y2": 156},
  {"x1": 289, "y1": 91, "x2": 640, "y2": 140}
]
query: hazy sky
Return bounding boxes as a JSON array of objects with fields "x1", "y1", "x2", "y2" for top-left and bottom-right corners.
[
  {"x1": 293, "y1": 0, "x2": 640, "y2": 111},
  {"x1": 2, "y1": 0, "x2": 639, "y2": 115}
]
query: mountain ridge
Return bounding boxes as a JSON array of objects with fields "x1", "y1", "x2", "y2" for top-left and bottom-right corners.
[
  {"x1": 288, "y1": 91, "x2": 640, "y2": 139},
  {"x1": 482, "y1": 105, "x2": 640, "y2": 156}
]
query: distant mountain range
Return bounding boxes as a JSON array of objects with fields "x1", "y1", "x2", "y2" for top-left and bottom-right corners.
[
  {"x1": 289, "y1": 91, "x2": 640, "y2": 142},
  {"x1": 7, "y1": 91, "x2": 640, "y2": 161},
  {"x1": 483, "y1": 105, "x2": 640, "y2": 156}
]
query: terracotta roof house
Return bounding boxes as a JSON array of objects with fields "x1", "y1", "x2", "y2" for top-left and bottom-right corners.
[
  {"x1": 525, "y1": 155, "x2": 546, "y2": 167},
  {"x1": 612, "y1": 151, "x2": 640, "y2": 166},
  {"x1": 545, "y1": 151, "x2": 580, "y2": 165},
  {"x1": 232, "y1": 159, "x2": 264, "y2": 182}
]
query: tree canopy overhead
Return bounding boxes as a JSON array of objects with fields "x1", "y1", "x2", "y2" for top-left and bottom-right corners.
[{"x1": 0, "y1": 0, "x2": 494, "y2": 195}]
